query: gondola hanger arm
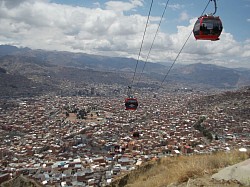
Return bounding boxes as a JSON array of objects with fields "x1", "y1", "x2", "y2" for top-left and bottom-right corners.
[{"x1": 211, "y1": 0, "x2": 217, "y2": 15}]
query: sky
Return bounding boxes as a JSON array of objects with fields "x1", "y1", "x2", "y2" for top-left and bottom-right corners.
[{"x1": 0, "y1": 0, "x2": 249, "y2": 69}]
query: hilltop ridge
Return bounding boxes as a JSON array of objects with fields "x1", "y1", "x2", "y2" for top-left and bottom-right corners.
[{"x1": 1, "y1": 45, "x2": 250, "y2": 98}]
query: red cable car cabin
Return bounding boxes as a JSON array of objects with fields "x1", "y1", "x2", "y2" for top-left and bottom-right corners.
[
  {"x1": 125, "y1": 98, "x2": 138, "y2": 110},
  {"x1": 193, "y1": 15, "x2": 223, "y2": 41}
]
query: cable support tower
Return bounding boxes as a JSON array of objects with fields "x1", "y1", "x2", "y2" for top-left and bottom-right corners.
[{"x1": 159, "y1": 0, "x2": 211, "y2": 88}]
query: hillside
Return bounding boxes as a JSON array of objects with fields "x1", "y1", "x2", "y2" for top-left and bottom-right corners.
[
  {"x1": 0, "y1": 54, "x2": 130, "y2": 97},
  {"x1": 0, "y1": 45, "x2": 250, "y2": 98},
  {"x1": 0, "y1": 45, "x2": 169, "y2": 73},
  {"x1": 0, "y1": 80, "x2": 249, "y2": 187},
  {"x1": 108, "y1": 151, "x2": 249, "y2": 187},
  {"x1": 189, "y1": 86, "x2": 250, "y2": 121},
  {"x1": 1, "y1": 175, "x2": 42, "y2": 187},
  {"x1": 107, "y1": 88, "x2": 250, "y2": 187},
  {"x1": 173, "y1": 63, "x2": 241, "y2": 88}
]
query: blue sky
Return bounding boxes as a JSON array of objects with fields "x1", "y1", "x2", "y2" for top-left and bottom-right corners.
[
  {"x1": 50, "y1": 0, "x2": 250, "y2": 41},
  {"x1": 0, "y1": 0, "x2": 249, "y2": 68}
]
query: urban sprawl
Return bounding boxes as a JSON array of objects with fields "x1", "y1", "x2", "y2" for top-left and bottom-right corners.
[{"x1": 0, "y1": 86, "x2": 249, "y2": 186}]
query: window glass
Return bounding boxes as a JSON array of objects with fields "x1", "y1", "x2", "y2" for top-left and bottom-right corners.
[
  {"x1": 193, "y1": 19, "x2": 200, "y2": 32},
  {"x1": 202, "y1": 19, "x2": 214, "y2": 29}
]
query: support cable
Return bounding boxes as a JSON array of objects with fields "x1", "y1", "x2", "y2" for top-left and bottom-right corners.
[
  {"x1": 136, "y1": 0, "x2": 170, "y2": 85},
  {"x1": 159, "y1": 0, "x2": 211, "y2": 88},
  {"x1": 128, "y1": 0, "x2": 154, "y2": 95}
]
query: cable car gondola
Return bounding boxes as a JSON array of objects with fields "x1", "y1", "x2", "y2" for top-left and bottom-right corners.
[
  {"x1": 125, "y1": 97, "x2": 138, "y2": 110},
  {"x1": 125, "y1": 86, "x2": 138, "y2": 110},
  {"x1": 193, "y1": 15, "x2": 223, "y2": 41},
  {"x1": 193, "y1": 0, "x2": 223, "y2": 41}
]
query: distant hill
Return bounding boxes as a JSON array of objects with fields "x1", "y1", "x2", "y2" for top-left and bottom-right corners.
[
  {"x1": 0, "y1": 45, "x2": 169, "y2": 73},
  {"x1": 0, "y1": 45, "x2": 30, "y2": 57},
  {"x1": 171, "y1": 63, "x2": 242, "y2": 88},
  {"x1": 0, "y1": 45, "x2": 250, "y2": 97},
  {"x1": 0, "y1": 55, "x2": 130, "y2": 97},
  {"x1": 0, "y1": 67, "x2": 6, "y2": 74}
]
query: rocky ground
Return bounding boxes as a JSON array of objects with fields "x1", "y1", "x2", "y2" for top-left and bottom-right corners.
[
  {"x1": 168, "y1": 175, "x2": 243, "y2": 187},
  {"x1": 168, "y1": 158, "x2": 250, "y2": 187}
]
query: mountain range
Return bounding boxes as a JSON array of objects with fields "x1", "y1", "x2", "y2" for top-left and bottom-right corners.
[{"x1": 0, "y1": 45, "x2": 250, "y2": 97}]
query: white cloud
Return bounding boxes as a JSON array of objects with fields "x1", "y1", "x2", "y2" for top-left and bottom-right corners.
[
  {"x1": 105, "y1": 0, "x2": 143, "y2": 12},
  {"x1": 168, "y1": 3, "x2": 184, "y2": 11},
  {"x1": 242, "y1": 39, "x2": 250, "y2": 57},
  {"x1": 0, "y1": 0, "x2": 249, "y2": 69},
  {"x1": 0, "y1": 0, "x2": 48, "y2": 8},
  {"x1": 247, "y1": 18, "x2": 250, "y2": 22},
  {"x1": 157, "y1": 18, "x2": 250, "y2": 68},
  {"x1": 179, "y1": 11, "x2": 189, "y2": 22},
  {"x1": 93, "y1": 2, "x2": 101, "y2": 8}
]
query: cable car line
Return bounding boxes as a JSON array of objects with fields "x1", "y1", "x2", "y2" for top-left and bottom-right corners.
[
  {"x1": 129, "y1": 0, "x2": 154, "y2": 89},
  {"x1": 124, "y1": 0, "x2": 217, "y2": 111},
  {"x1": 159, "y1": 0, "x2": 211, "y2": 88},
  {"x1": 160, "y1": 32, "x2": 192, "y2": 87},
  {"x1": 136, "y1": 0, "x2": 170, "y2": 85},
  {"x1": 125, "y1": 0, "x2": 154, "y2": 111}
]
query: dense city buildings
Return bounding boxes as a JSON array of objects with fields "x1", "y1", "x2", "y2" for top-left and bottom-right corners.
[{"x1": 0, "y1": 86, "x2": 249, "y2": 186}]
